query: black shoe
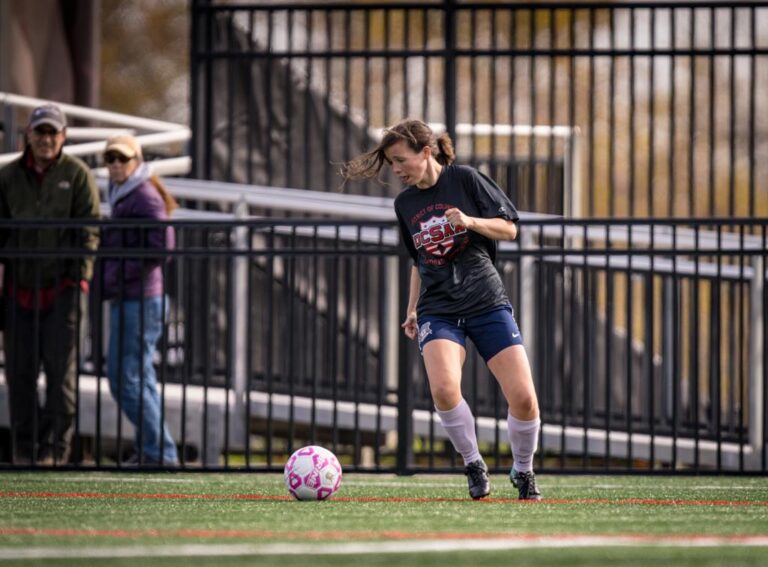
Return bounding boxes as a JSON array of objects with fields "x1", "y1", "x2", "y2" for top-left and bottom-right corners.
[
  {"x1": 126, "y1": 453, "x2": 179, "y2": 468},
  {"x1": 514, "y1": 470, "x2": 542, "y2": 501},
  {"x1": 122, "y1": 453, "x2": 160, "y2": 467},
  {"x1": 464, "y1": 459, "x2": 491, "y2": 500},
  {"x1": 510, "y1": 467, "x2": 521, "y2": 488}
]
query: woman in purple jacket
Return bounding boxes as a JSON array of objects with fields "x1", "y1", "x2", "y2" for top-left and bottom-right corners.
[{"x1": 101, "y1": 134, "x2": 178, "y2": 466}]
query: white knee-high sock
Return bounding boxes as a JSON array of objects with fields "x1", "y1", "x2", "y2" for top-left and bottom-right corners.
[
  {"x1": 436, "y1": 399, "x2": 482, "y2": 465},
  {"x1": 507, "y1": 414, "x2": 540, "y2": 473}
]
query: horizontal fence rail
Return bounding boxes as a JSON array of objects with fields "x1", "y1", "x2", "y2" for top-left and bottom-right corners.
[{"x1": 0, "y1": 217, "x2": 765, "y2": 473}]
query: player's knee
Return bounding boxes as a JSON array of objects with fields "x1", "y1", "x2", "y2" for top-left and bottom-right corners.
[
  {"x1": 431, "y1": 384, "x2": 462, "y2": 410},
  {"x1": 510, "y1": 394, "x2": 539, "y2": 419}
]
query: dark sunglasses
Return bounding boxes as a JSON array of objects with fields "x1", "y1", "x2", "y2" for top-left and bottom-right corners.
[
  {"x1": 104, "y1": 153, "x2": 132, "y2": 164},
  {"x1": 33, "y1": 126, "x2": 60, "y2": 137}
]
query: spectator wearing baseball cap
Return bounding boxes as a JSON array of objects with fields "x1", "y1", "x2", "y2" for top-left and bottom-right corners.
[
  {"x1": 28, "y1": 104, "x2": 68, "y2": 132},
  {"x1": 0, "y1": 103, "x2": 101, "y2": 466},
  {"x1": 100, "y1": 134, "x2": 179, "y2": 466}
]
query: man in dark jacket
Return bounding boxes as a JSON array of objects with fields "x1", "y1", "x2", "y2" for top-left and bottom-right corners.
[{"x1": 0, "y1": 104, "x2": 101, "y2": 465}]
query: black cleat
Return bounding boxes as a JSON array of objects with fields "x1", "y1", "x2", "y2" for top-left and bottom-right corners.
[
  {"x1": 464, "y1": 459, "x2": 491, "y2": 500},
  {"x1": 510, "y1": 467, "x2": 521, "y2": 488},
  {"x1": 513, "y1": 469, "x2": 542, "y2": 501}
]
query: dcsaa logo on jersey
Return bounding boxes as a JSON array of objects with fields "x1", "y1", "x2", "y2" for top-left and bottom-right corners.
[{"x1": 412, "y1": 215, "x2": 467, "y2": 257}]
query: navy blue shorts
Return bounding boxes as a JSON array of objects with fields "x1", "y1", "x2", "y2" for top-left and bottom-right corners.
[{"x1": 416, "y1": 304, "x2": 523, "y2": 362}]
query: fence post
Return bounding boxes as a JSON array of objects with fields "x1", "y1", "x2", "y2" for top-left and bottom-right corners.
[
  {"x1": 229, "y1": 197, "x2": 249, "y2": 453},
  {"x1": 396, "y1": 253, "x2": 414, "y2": 474},
  {"x1": 749, "y1": 256, "x2": 764, "y2": 463}
]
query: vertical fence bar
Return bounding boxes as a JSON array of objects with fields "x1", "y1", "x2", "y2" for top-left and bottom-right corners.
[
  {"x1": 527, "y1": 9, "x2": 536, "y2": 212},
  {"x1": 671, "y1": 224, "x2": 679, "y2": 469},
  {"x1": 509, "y1": 7, "x2": 518, "y2": 204},
  {"x1": 668, "y1": 7, "x2": 675, "y2": 217},
  {"x1": 245, "y1": 10, "x2": 255, "y2": 186},
  {"x1": 396, "y1": 254, "x2": 414, "y2": 474},
  {"x1": 323, "y1": 11, "x2": 332, "y2": 191},
  {"x1": 189, "y1": 0, "x2": 201, "y2": 179},
  {"x1": 444, "y1": 0, "x2": 457, "y2": 146},
  {"x1": 763, "y1": 225, "x2": 767, "y2": 472},
  {"x1": 608, "y1": 9, "x2": 616, "y2": 217},
  {"x1": 244, "y1": 225, "x2": 253, "y2": 467},
  {"x1": 225, "y1": 14, "x2": 235, "y2": 182},
  {"x1": 421, "y1": 8, "x2": 429, "y2": 123},
  {"x1": 648, "y1": 8, "x2": 656, "y2": 217},
  {"x1": 286, "y1": 228, "x2": 297, "y2": 453},
  {"x1": 714, "y1": 226, "x2": 723, "y2": 469},
  {"x1": 605, "y1": 223, "x2": 613, "y2": 469},
  {"x1": 750, "y1": 250, "x2": 765, "y2": 465},
  {"x1": 204, "y1": 5, "x2": 218, "y2": 180},
  {"x1": 264, "y1": 227, "x2": 275, "y2": 467},
  {"x1": 582, "y1": 224, "x2": 591, "y2": 469},
  {"x1": 587, "y1": 8, "x2": 595, "y2": 217},
  {"x1": 329, "y1": 227, "x2": 340, "y2": 454},
  {"x1": 748, "y1": 6, "x2": 756, "y2": 217},
  {"x1": 738, "y1": 225, "x2": 745, "y2": 471},
  {"x1": 547, "y1": 8, "x2": 556, "y2": 213},
  {"x1": 559, "y1": 222, "x2": 567, "y2": 468},
  {"x1": 303, "y1": 10, "x2": 314, "y2": 190},
  {"x1": 403, "y1": 8, "x2": 410, "y2": 119},
  {"x1": 728, "y1": 7, "x2": 736, "y2": 218},
  {"x1": 265, "y1": 10, "x2": 275, "y2": 186},
  {"x1": 285, "y1": 9, "x2": 294, "y2": 188},
  {"x1": 692, "y1": 225, "x2": 700, "y2": 471},
  {"x1": 201, "y1": 230, "x2": 211, "y2": 466},
  {"x1": 625, "y1": 223, "x2": 633, "y2": 467},
  {"x1": 647, "y1": 224, "x2": 655, "y2": 467},
  {"x1": 310, "y1": 226, "x2": 319, "y2": 446},
  {"x1": 489, "y1": 9, "x2": 497, "y2": 183},
  {"x1": 629, "y1": 8, "x2": 636, "y2": 217},
  {"x1": 707, "y1": 7, "x2": 716, "y2": 217},
  {"x1": 688, "y1": 7, "x2": 696, "y2": 216}
]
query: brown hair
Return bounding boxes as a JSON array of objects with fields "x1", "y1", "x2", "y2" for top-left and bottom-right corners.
[
  {"x1": 340, "y1": 118, "x2": 455, "y2": 182},
  {"x1": 149, "y1": 175, "x2": 178, "y2": 215}
]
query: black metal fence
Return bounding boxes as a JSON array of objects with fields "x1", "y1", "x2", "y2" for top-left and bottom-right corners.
[
  {"x1": 0, "y1": 217, "x2": 765, "y2": 473},
  {"x1": 191, "y1": 1, "x2": 768, "y2": 218}
]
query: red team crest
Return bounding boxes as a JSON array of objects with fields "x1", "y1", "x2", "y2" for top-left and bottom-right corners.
[{"x1": 413, "y1": 214, "x2": 467, "y2": 257}]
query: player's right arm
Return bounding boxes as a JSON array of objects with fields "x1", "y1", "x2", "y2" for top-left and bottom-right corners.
[{"x1": 401, "y1": 266, "x2": 420, "y2": 340}]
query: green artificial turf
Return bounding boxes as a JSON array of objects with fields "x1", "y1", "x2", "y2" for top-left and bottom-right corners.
[{"x1": 0, "y1": 472, "x2": 766, "y2": 566}]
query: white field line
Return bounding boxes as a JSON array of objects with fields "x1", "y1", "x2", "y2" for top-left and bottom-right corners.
[{"x1": 2, "y1": 536, "x2": 768, "y2": 560}]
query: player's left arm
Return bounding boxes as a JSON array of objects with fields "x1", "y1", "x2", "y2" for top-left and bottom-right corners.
[{"x1": 445, "y1": 208, "x2": 517, "y2": 241}]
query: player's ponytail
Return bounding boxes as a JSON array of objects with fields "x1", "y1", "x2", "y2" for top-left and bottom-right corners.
[
  {"x1": 435, "y1": 132, "x2": 455, "y2": 166},
  {"x1": 340, "y1": 119, "x2": 454, "y2": 183}
]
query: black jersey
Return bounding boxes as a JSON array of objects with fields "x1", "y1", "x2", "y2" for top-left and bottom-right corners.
[{"x1": 394, "y1": 164, "x2": 519, "y2": 319}]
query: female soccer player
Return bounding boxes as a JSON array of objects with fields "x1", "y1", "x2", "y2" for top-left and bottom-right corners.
[{"x1": 341, "y1": 119, "x2": 542, "y2": 500}]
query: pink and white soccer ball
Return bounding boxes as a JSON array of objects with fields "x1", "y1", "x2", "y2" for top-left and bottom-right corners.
[{"x1": 284, "y1": 445, "x2": 342, "y2": 501}]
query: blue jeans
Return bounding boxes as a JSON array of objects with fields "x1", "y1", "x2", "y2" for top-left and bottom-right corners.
[{"x1": 108, "y1": 296, "x2": 178, "y2": 464}]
